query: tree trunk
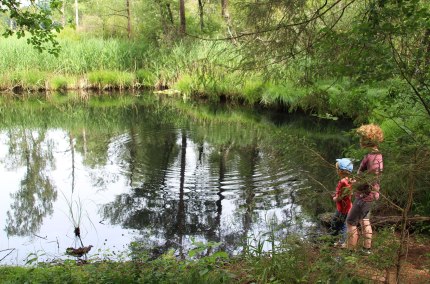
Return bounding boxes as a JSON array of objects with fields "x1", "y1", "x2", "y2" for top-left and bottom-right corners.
[
  {"x1": 221, "y1": 0, "x2": 227, "y2": 18},
  {"x1": 179, "y1": 0, "x2": 186, "y2": 35},
  {"x1": 198, "y1": 0, "x2": 204, "y2": 31},
  {"x1": 126, "y1": 0, "x2": 131, "y2": 39},
  {"x1": 396, "y1": 159, "x2": 416, "y2": 283},
  {"x1": 61, "y1": 0, "x2": 66, "y2": 27},
  {"x1": 221, "y1": 0, "x2": 236, "y2": 43},
  {"x1": 167, "y1": 3, "x2": 174, "y2": 24},
  {"x1": 423, "y1": 28, "x2": 430, "y2": 73},
  {"x1": 158, "y1": 2, "x2": 168, "y2": 34},
  {"x1": 74, "y1": 0, "x2": 79, "y2": 28}
]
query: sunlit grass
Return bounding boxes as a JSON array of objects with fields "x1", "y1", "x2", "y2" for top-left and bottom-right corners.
[
  {"x1": 0, "y1": 36, "x2": 390, "y2": 122},
  {"x1": 0, "y1": 70, "x2": 48, "y2": 90},
  {"x1": 0, "y1": 37, "x2": 148, "y2": 74},
  {"x1": 87, "y1": 70, "x2": 136, "y2": 90}
]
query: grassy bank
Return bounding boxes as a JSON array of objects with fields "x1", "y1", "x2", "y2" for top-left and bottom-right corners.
[
  {"x1": 0, "y1": 35, "x2": 396, "y2": 123},
  {"x1": 1, "y1": 230, "x2": 428, "y2": 283}
]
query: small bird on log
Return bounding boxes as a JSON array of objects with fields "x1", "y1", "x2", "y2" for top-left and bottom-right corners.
[{"x1": 66, "y1": 245, "x2": 93, "y2": 257}]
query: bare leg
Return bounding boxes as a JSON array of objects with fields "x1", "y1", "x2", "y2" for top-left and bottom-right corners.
[
  {"x1": 347, "y1": 223, "x2": 359, "y2": 249},
  {"x1": 361, "y1": 218, "x2": 372, "y2": 249}
]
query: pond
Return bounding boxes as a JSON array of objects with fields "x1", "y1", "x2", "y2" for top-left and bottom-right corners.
[{"x1": 0, "y1": 92, "x2": 352, "y2": 265}]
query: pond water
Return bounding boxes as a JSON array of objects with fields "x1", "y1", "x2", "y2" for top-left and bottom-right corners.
[{"x1": 0, "y1": 93, "x2": 351, "y2": 265}]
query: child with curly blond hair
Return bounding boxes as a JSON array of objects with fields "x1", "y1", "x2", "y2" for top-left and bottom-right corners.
[{"x1": 346, "y1": 124, "x2": 384, "y2": 254}]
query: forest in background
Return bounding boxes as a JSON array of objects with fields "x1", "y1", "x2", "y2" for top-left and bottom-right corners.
[{"x1": 1, "y1": 0, "x2": 430, "y2": 282}]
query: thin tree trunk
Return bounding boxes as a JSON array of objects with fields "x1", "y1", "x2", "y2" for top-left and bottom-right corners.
[
  {"x1": 221, "y1": 0, "x2": 236, "y2": 43},
  {"x1": 61, "y1": 0, "x2": 66, "y2": 27},
  {"x1": 198, "y1": 0, "x2": 204, "y2": 31},
  {"x1": 179, "y1": 0, "x2": 186, "y2": 35},
  {"x1": 422, "y1": 29, "x2": 430, "y2": 73},
  {"x1": 159, "y1": 2, "x2": 168, "y2": 34},
  {"x1": 167, "y1": 3, "x2": 174, "y2": 24},
  {"x1": 126, "y1": 0, "x2": 131, "y2": 39},
  {"x1": 395, "y1": 156, "x2": 416, "y2": 283},
  {"x1": 74, "y1": 0, "x2": 79, "y2": 28},
  {"x1": 221, "y1": 0, "x2": 227, "y2": 18}
]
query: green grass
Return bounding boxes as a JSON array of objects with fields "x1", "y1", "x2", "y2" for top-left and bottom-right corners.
[
  {"x1": 0, "y1": 36, "x2": 397, "y2": 123},
  {"x1": 0, "y1": 36, "x2": 148, "y2": 74},
  {"x1": 87, "y1": 70, "x2": 136, "y2": 90},
  {"x1": 0, "y1": 229, "x2": 413, "y2": 284},
  {"x1": 136, "y1": 69, "x2": 158, "y2": 88},
  {"x1": 173, "y1": 74, "x2": 195, "y2": 97},
  {"x1": 0, "y1": 70, "x2": 48, "y2": 90},
  {"x1": 48, "y1": 75, "x2": 79, "y2": 90}
]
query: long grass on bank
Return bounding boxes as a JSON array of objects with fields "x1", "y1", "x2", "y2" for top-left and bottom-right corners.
[
  {"x1": 0, "y1": 35, "x2": 395, "y2": 123},
  {"x1": 0, "y1": 36, "x2": 149, "y2": 74}
]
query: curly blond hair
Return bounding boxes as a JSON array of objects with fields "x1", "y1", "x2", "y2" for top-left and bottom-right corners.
[{"x1": 357, "y1": 124, "x2": 384, "y2": 146}]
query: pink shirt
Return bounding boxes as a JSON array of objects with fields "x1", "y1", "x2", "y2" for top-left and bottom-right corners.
[{"x1": 356, "y1": 152, "x2": 383, "y2": 202}]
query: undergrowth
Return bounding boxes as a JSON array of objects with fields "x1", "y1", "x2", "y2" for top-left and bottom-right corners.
[{"x1": 1, "y1": 228, "x2": 422, "y2": 283}]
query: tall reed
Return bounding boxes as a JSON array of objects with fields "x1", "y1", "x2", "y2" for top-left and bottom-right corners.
[{"x1": 0, "y1": 37, "x2": 149, "y2": 74}]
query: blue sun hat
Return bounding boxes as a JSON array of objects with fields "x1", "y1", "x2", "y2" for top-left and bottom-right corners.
[{"x1": 336, "y1": 158, "x2": 353, "y2": 173}]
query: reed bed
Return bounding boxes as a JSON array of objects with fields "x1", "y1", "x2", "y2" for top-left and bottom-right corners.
[
  {"x1": 0, "y1": 36, "x2": 390, "y2": 121},
  {"x1": 0, "y1": 37, "x2": 148, "y2": 73}
]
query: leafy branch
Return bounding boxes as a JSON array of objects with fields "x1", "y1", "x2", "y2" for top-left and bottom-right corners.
[{"x1": 1, "y1": 0, "x2": 63, "y2": 56}]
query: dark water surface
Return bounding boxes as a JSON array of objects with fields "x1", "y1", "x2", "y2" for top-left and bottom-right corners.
[{"x1": 0, "y1": 93, "x2": 351, "y2": 264}]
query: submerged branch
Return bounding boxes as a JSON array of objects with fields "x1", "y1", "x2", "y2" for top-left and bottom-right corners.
[{"x1": 0, "y1": 248, "x2": 15, "y2": 262}]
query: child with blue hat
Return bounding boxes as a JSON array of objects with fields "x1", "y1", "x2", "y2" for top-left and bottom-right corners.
[{"x1": 330, "y1": 158, "x2": 354, "y2": 247}]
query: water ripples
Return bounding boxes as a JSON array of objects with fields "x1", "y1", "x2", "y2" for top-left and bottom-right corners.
[{"x1": 113, "y1": 140, "x2": 301, "y2": 212}]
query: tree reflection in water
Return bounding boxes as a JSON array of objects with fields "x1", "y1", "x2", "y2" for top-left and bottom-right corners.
[
  {"x1": 100, "y1": 120, "x2": 304, "y2": 256},
  {"x1": 0, "y1": 98, "x2": 351, "y2": 260},
  {"x1": 4, "y1": 129, "x2": 57, "y2": 237}
]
